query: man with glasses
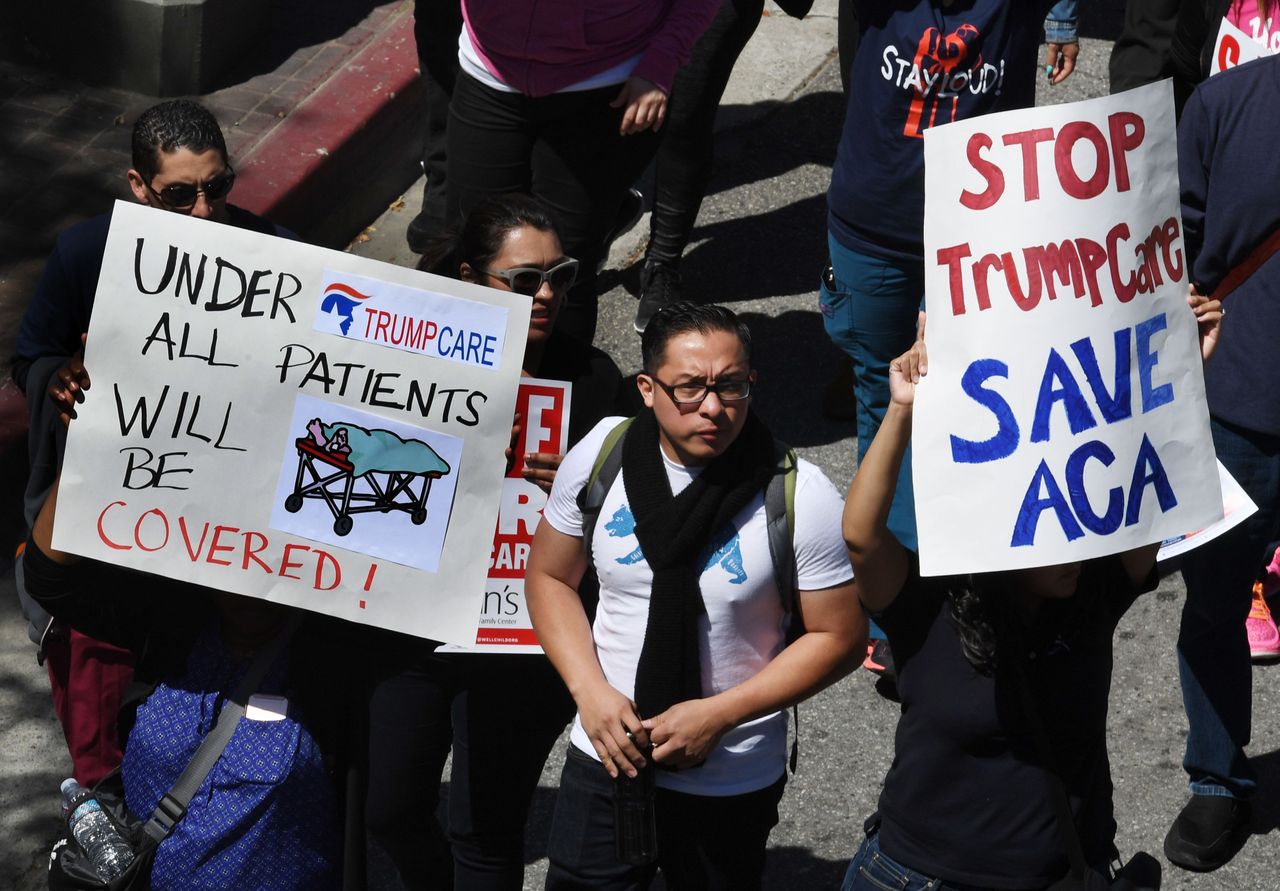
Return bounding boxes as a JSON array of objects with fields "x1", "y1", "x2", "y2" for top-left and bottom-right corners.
[
  {"x1": 526, "y1": 302, "x2": 865, "y2": 889},
  {"x1": 12, "y1": 98, "x2": 291, "y2": 792}
]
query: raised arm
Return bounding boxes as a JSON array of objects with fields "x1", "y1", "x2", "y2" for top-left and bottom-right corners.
[{"x1": 843, "y1": 339, "x2": 926, "y2": 613}]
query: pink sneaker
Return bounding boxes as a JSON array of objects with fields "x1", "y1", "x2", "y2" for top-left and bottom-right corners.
[{"x1": 1247, "y1": 583, "x2": 1280, "y2": 662}]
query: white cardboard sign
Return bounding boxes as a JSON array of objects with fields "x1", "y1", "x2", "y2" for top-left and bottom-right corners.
[
  {"x1": 914, "y1": 81, "x2": 1222, "y2": 575},
  {"x1": 53, "y1": 201, "x2": 530, "y2": 644},
  {"x1": 1210, "y1": 16, "x2": 1277, "y2": 75}
]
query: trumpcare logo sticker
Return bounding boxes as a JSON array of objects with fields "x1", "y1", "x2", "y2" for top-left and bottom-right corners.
[{"x1": 314, "y1": 269, "x2": 508, "y2": 370}]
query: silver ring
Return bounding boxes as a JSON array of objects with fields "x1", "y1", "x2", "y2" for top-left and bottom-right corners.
[{"x1": 624, "y1": 730, "x2": 636, "y2": 743}]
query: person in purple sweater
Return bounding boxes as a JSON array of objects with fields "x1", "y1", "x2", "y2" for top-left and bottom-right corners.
[
  {"x1": 446, "y1": 0, "x2": 721, "y2": 344},
  {"x1": 1164, "y1": 51, "x2": 1280, "y2": 871}
]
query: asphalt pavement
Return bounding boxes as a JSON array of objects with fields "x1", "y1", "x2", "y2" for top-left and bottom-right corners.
[{"x1": 4, "y1": 1, "x2": 1279, "y2": 889}]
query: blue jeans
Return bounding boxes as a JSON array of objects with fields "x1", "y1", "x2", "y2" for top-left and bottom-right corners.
[
  {"x1": 841, "y1": 833, "x2": 984, "y2": 891},
  {"x1": 546, "y1": 745, "x2": 785, "y2": 890},
  {"x1": 820, "y1": 232, "x2": 922, "y2": 552},
  {"x1": 1177, "y1": 417, "x2": 1280, "y2": 798}
]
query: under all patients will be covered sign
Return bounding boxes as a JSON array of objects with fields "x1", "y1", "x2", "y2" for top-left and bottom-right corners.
[
  {"x1": 914, "y1": 81, "x2": 1222, "y2": 576},
  {"x1": 53, "y1": 201, "x2": 530, "y2": 644}
]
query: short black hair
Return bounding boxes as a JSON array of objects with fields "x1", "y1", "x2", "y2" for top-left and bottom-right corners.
[
  {"x1": 131, "y1": 100, "x2": 228, "y2": 184},
  {"x1": 640, "y1": 302, "x2": 752, "y2": 374}
]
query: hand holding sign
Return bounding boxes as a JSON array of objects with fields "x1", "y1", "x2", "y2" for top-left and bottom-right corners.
[{"x1": 1188, "y1": 288, "x2": 1224, "y2": 362}]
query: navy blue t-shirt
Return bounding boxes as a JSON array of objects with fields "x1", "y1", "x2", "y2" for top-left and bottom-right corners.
[
  {"x1": 1178, "y1": 54, "x2": 1280, "y2": 435},
  {"x1": 13, "y1": 204, "x2": 293, "y2": 393},
  {"x1": 828, "y1": 0, "x2": 1059, "y2": 262}
]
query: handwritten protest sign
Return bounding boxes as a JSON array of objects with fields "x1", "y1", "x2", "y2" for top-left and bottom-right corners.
[
  {"x1": 914, "y1": 81, "x2": 1222, "y2": 576},
  {"x1": 1211, "y1": 16, "x2": 1278, "y2": 75},
  {"x1": 53, "y1": 201, "x2": 530, "y2": 644},
  {"x1": 440, "y1": 378, "x2": 571, "y2": 654}
]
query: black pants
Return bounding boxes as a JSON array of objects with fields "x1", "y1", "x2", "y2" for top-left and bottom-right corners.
[
  {"x1": 644, "y1": 0, "x2": 764, "y2": 268},
  {"x1": 1108, "y1": 0, "x2": 1180, "y2": 93},
  {"x1": 411, "y1": 0, "x2": 462, "y2": 231},
  {"x1": 446, "y1": 71, "x2": 661, "y2": 343},
  {"x1": 545, "y1": 745, "x2": 785, "y2": 890},
  {"x1": 365, "y1": 653, "x2": 575, "y2": 891}
]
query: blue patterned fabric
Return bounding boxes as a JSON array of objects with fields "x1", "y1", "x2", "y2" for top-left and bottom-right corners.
[{"x1": 121, "y1": 627, "x2": 341, "y2": 890}]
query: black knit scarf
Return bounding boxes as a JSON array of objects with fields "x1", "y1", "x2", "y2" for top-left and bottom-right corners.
[{"x1": 622, "y1": 408, "x2": 777, "y2": 719}]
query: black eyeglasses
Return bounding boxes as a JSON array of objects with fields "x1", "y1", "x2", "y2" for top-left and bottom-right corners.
[
  {"x1": 147, "y1": 165, "x2": 236, "y2": 209},
  {"x1": 481, "y1": 258, "x2": 579, "y2": 296},
  {"x1": 652, "y1": 377, "x2": 753, "y2": 405}
]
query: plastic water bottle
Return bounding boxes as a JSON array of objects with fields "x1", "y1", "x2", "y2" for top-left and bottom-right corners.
[{"x1": 60, "y1": 778, "x2": 135, "y2": 881}]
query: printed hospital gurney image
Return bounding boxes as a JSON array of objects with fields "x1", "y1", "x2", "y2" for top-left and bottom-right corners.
[{"x1": 285, "y1": 417, "x2": 453, "y2": 536}]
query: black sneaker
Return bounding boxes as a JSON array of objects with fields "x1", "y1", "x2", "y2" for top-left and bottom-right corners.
[
  {"x1": 598, "y1": 188, "x2": 645, "y2": 273},
  {"x1": 634, "y1": 261, "x2": 682, "y2": 334},
  {"x1": 1163, "y1": 794, "x2": 1249, "y2": 871}
]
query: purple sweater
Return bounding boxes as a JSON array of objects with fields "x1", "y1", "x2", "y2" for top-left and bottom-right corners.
[{"x1": 462, "y1": 0, "x2": 720, "y2": 97}]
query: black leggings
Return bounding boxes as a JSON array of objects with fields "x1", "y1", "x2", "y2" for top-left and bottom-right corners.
[
  {"x1": 365, "y1": 653, "x2": 575, "y2": 891},
  {"x1": 446, "y1": 72, "x2": 661, "y2": 343},
  {"x1": 644, "y1": 0, "x2": 764, "y2": 268}
]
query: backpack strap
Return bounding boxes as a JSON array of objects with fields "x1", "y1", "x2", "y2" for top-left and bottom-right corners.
[
  {"x1": 764, "y1": 442, "x2": 802, "y2": 773},
  {"x1": 578, "y1": 417, "x2": 634, "y2": 568}
]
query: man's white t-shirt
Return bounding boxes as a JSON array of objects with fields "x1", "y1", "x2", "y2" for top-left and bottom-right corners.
[{"x1": 542, "y1": 417, "x2": 853, "y2": 796}]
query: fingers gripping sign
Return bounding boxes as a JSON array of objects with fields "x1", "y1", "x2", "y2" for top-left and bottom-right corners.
[{"x1": 49, "y1": 332, "x2": 91, "y2": 425}]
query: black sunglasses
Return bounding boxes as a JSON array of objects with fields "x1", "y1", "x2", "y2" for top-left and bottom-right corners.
[
  {"x1": 481, "y1": 258, "x2": 579, "y2": 296},
  {"x1": 147, "y1": 165, "x2": 236, "y2": 210}
]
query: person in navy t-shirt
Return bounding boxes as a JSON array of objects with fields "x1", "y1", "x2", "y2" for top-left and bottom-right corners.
[{"x1": 820, "y1": 0, "x2": 1077, "y2": 557}]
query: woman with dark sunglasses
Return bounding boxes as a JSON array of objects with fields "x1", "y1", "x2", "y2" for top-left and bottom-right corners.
[{"x1": 363, "y1": 193, "x2": 637, "y2": 890}]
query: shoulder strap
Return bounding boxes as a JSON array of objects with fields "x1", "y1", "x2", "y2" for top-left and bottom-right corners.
[
  {"x1": 143, "y1": 613, "x2": 304, "y2": 841},
  {"x1": 578, "y1": 417, "x2": 634, "y2": 567},
  {"x1": 1212, "y1": 227, "x2": 1280, "y2": 303},
  {"x1": 764, "y1": 443, "x2": 799, "y2": 631}
]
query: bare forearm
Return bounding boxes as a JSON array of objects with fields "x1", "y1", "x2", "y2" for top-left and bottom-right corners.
[
  {"x1": 525, "y1": 568, "x2": 610, "y2": 700},
  {"x1": 32, "y1": 477, "x2": 78, "y2": 565}
]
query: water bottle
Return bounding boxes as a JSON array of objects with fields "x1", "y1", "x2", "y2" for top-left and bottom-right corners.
[
  {"x1": 60, "y1": 778, "x2": 135, "y2": 881},
  {"x1": 613, "y1": 761, "x2": 657, "y2": 864}
]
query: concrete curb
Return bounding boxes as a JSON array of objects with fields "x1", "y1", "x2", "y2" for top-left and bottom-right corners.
[{"x1": 236, "y1": 8, "x2": 423, "y2": 249}]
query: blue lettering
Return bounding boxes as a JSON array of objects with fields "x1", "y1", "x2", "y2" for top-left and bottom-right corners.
[
  {"x1": 949, "y1": 359, "x2": 1020, "y2": 464},
  {"x1": 481, "y1": 334, "x2": 497, "y2": 367},
  {"x1": 1011, "y1": 459, "x2": 1085, "y2": 547},
  {"x1": 437, "y1": 325, "x2": 454, "y2": 358},
  {"x1": 1070, "y1": 329, "x2": 1132, "y2": 424},
  {"x1": 1125, "y1": 433, "x2": 1177, "y2": 526},
  {"x1": 1136, "y1": 313, "x2": 1173, "y2": 412},
  {"x1": 1065, "y1": 440, "x2": 1123, "y2": 535},
  {"x1": 1030, "y1": 348, "x2": 1098, "y2": 443}
]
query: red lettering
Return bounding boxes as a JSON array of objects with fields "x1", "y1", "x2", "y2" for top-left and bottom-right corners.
[
  {"x1": 1107, "y1": 223, "x2": 1138, "y2": 302},
  {"x1": 1218, "y1": 34, "x2": 1241, "y2": 71},
  {"x1": 973, "y1": 253, "x2": 1003, "y2": 312},
  {"x1": 373, "y1": 310, "x2": 391, "y2": 342},
  {"x1": 280, "y1": 543, "x2": 310, "y2": 579},
  {"x1": 178, "y1": 516, "x2": 209, "y2": 561},
  {"x1": 97, "y1": 501, "x2": 132, "y2": 551},
  {"x1": 314, "y1": 550, "x2": 342, "y2": 590},
  {"x1": 1004, "y1": 250, "x2": 1043, "y2": 311},
  {"x1": 1028, "y1": 241, "x2": 1085, "y2": 300},
  {"x1": 241, "y1": 531, "x2": 273, "y2": 573},
  {"x1": 362, "y1": 307, "x2": 378, "y2": 338},
  {"x1": 1107, "y1": 111, "x2": 1145, "y2": 193},
  {"x1": 959, "y1": 133, "x2": 1004, "y2": 210},
  {"x1": 423, "y1": 320, "x2": 438, "y2": 341},
  {"x1": 207, "y1": 524, "x2": 238, "y2": 566},
  {"x1": 937, "y1": 243, "x2": 973, "y2": 314},
  {"x1": 1074, "y1": 237, "x2": 1108, "y2": 306},
  {"x1": 1161, "y1": 217, "x2": 1184, "y2": 283},
  {"x1": 1055, "y1": 121, "x2": 1110, "y2": 199},
  {"x1": 133, "y1": 508, "x2": 170, "y2": 552},
  {"x1": 1002, "y1": 127, "x2": 1055, "y2": 201}
]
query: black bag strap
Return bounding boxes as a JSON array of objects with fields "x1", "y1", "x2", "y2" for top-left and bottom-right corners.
[
  {"x1": 143, "y1": 613, "x2": 303, "y2": 841},
  {"x1": 1010, "y1": 654, "x2": 1092, "y2": 882}
]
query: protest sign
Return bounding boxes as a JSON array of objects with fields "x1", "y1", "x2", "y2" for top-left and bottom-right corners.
[
  {"x1": 1157, "y1": 461, "x2": 1258, "y2": 563},
  {"x1": 1211, "y1": 16, "x2": 1278, "y2": 75},
  {"x1": 53, "y1": 201, "x2": 530, "y2": 644},
  {"x1": 440, "y1": 378, "x2": 571, "y2": 654},
  {"x1": 914, "y1": 80, "x2": 1222, "y2": 576}
]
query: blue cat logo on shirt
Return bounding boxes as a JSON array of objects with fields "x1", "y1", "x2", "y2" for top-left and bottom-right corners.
[{"x1": 604, "y1": 505, "x2": 747, "y2": 584}]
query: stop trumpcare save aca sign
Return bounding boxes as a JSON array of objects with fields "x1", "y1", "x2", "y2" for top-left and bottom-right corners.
[{"x1": 913, "y1": 80, "x2": 1223, "y2": 576}]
